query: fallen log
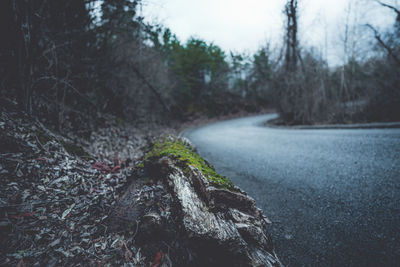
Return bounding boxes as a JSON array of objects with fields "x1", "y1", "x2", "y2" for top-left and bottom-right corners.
[{"x1": 111, "y1": 136, "x2": 282, "y2": 267}]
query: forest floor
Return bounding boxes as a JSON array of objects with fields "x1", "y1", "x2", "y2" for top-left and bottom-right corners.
[
  {"x1": 0, "y1": 98, "x2": 270, "y2": 266},
  {"x1": 0, "y1": 98, "x2": 176, "y2": 266}
]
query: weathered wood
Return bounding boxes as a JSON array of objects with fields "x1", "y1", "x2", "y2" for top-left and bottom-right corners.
[{"x1": 111, "y1": 138, "x2": 282, "y2": 266}]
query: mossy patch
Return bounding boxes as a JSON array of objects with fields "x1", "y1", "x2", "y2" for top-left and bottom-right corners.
[
  {"x1": 136, "y1": 161, "x2": 145, "y2": 169},
  {"x1": 144, "y1": 137, "x2": 235, "y2": 191}
]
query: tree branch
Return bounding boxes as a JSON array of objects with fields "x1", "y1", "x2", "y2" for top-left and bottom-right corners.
[
  {"x1": 33, "y1": 76, "x2": 97, "y2": 107},
  {"x1": 366, "y1": 23, "x2": 400, "y2": 66},
  {"x1": 128, "y1": 64, "x2": 171, "y2": 113},
  {"x1": 376, "y1": 1, "x2": 400, "y2": 22}
]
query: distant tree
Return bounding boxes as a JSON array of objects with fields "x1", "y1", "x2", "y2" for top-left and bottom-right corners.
[
  {"x1": 229, "y1": 52, "x2": 248, "y2": 96},
  {"x1": 162, "y1": 37, "x2": 228, "y2": 114},
  {"x1": 362, "y1": 1, "x2": 400, "y2": 121},
  {"x1": 100, "y1": 0, "x2": 141, "y2": 47},
  {"x1": 284, "y1": 0, "x2": 299, "y2": 72},
  {"x1": 366, "y1": 1, "x2": 400, "y2": 66},
  {"x1": 274, "y1": 0, "x2": 303, "y2": 123},
  {"x1": 252, "y1": 49, "x2": 272, "y2": 82},
  {"x1": 248, "y1": 48, "x2": 274, "y2": 105}
]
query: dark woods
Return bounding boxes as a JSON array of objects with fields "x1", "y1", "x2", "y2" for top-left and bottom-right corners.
[
  {"x1": 0, "y1": 0, "x2": 257, "y2": 132},
  {"x1": 1, "y1": 0, "x2": 399, "y2": 128},
  {"x1": 1, "y1": 0, "x2": 168, "y2": 129},
  {"x1": 1, "y1": 1, "x2": 97, "y2": 122}
]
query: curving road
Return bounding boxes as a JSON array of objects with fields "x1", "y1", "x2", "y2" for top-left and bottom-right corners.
[{"x1": 183, "y1": 114, "x2": 400, "y2": 266}]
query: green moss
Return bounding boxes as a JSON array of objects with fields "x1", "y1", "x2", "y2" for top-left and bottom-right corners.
[
  {"x1": 144, "y1": 137, "x2": 235, "y2": 191},
  {"x1": 136, "y1": 161, "x2": 145, "y2": 168}
]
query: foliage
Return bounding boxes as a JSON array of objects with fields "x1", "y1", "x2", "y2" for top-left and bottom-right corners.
[
  {"x1": 2, "y1": 0, "x2": 399, "y2": 130},
  {"x1": 1, "y1": 0, "x2": 260, "y2": 126},
  {"x1": 159, "y1": 34, "x2": 230, "y2": 115}
]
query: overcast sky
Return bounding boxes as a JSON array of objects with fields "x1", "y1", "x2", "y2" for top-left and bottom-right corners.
[{"x1": 142, "y1": 0, "x2": 397, "y2": 64}]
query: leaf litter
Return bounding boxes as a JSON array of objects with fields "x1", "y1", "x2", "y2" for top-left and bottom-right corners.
[{"x1": 0, "y1": 101, "x2": 174, "y2": 266}]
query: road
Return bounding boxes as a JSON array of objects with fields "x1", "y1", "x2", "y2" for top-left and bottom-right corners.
[{"x1": 183, "y1": 114, "x2": 400, "y2": 266}]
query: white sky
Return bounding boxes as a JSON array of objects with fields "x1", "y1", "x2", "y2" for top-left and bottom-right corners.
[{"x1": 142, "y1": 0, "x2": 397, "y2": 63}]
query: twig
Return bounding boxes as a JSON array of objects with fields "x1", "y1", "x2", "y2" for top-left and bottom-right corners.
[
  {"x1": 0, "y1": 153, "x2": 23, "y2": 160},
  {"x1": 33, "y1": 76, "x2": 97, "y2": 107},
  {"x1": 54, "y1": 151, "x2": 72, "y2": 159},
  {"x1": 85, "y1": 250, "x2": 102, "y2": 260},
  {"x1": 376, "y1": 1, "x2": 400, "y2": 19},
  {"x1": 11, "y1": 167, "x2": 22, "y2": 182},
  {"x1": 131, "y1": 220, "x2": 139, "y2": 240},
  {"x1": 35, "y1": 134, "x2": 49, "y2": 153},
  {"x1": 73, "y1": 166, "x2": 96, "y2": 174},
  {"x1": 129, "y1": 63, "x2": 171, "y2": 113}
]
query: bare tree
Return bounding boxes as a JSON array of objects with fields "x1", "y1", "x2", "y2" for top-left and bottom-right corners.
[
  {"x1": 367, "y1": 1, "x2": 400, "y2": 65},
  {"x1": 366, "y1": 24, "x2": 400, "y2": 65},
  {"x1": 284, "y1": 0, "x2": 299, "y2": 72}
]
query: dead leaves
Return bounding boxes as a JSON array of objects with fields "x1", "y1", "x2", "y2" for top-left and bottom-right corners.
[
  {"x1": 0, "y1": 108, "x2": 149, "y2": 266},
  {"x1": 61, "y1": 204, "x2": 75, "y2": 220}
]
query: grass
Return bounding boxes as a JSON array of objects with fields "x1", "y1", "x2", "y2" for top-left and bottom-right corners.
[{"x1": 144, "y1": 137, "x2": 235, "y2": 191}]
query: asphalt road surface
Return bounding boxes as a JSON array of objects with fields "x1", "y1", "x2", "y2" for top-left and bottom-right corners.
[{"x1": 183, "y1": 114, "x2": 400, "y2": 266}]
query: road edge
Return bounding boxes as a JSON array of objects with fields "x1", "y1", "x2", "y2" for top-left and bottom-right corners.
[{"x1": 264, "y1": 117, "x2": 400, "y2": 130}]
